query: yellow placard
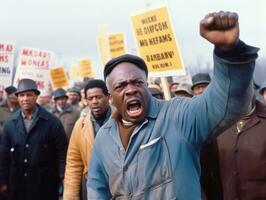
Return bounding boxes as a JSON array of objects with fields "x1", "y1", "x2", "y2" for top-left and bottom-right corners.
[
  {"x1": 49, "y1": 67, "x2": 68, "y2": 89},
  {"x1": 131, "y1": 6, "x2": 185, "y2": 77},
  {"x1": 97, "y1": 36, "x2": 110, "y2": 66},
  {"x1": 78, "y1": 59, "x2": 95, "y2": 79},
  {"x1": 108, "y1": 33, "x2": 126, "y2": 59},
  {"x1": 70, "y1": 64, "x2": 80, "y2": 82}
]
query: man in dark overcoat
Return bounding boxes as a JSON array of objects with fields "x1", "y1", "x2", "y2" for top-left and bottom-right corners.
[{"x1": 0, "y1": 78, "x2": 68, "y2": 200}]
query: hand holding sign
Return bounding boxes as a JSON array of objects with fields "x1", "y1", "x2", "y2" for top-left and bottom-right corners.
[{"x1": 200, "y1": 11, "x2": 239, "y2": 50}]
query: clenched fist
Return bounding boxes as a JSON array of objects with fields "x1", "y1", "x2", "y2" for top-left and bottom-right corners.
[{"x1": 200, "y1": 11, "x2": 239, "y2": 49}]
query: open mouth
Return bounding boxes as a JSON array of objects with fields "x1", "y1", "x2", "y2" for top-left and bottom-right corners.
[
  {"x1": 126, "y1": 100, "x2": 143, "y2": 118},
  {"x1": 92, "y1": 107, "x2": 101, "y2": 112}
]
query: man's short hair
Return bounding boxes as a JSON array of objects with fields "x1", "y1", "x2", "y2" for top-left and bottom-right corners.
[{"x1": 84, "y1": 79, "x2": 108, "y2": 98}]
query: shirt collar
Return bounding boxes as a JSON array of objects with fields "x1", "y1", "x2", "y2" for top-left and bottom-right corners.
[
  {"x1": 146, "y1": 96, "x2": 160, "y2": 119},
  {"x1": 21, "y1": 106, "x2": 39, "y2": 120}
]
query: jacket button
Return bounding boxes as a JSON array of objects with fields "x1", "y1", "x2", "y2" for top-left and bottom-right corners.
[
  {"x1": 25, "y1": 144, "x2": 29, "y2": 148},
  {"x1": 123, "y1": 166, "x2": 128, "y2": 172},
  {"x1": 24, "y1": 173, "x2": 28, "y2": 177},
  {"x1": 24, "y1": 159, "x2": 28, "y2": 163}
]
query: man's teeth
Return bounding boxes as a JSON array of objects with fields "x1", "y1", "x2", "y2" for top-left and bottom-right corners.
[
  {"x1": 129, "y1": 100, "x2": 138, "y2": 105},
  {"x1": 129, "y1": 109, "x2": 140, "y2": 114}
]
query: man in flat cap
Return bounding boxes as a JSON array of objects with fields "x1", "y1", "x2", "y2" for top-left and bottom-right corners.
[
  {"x1": 148, "y1": 84, "x2": 164, "y2": 99},
  {"x1": 0, "y1": 86, "x2": 19, "y2": 136},
  {"x1": 0, "y1": 79, "x2": 68, "y2": 200},
  {"x1": 191, "y1": 73, "x2": 211, "y2": 96},
  {"x1": 174, "y1": 83, "x2": 193, "y2": 98},
  {"x1": 51, "y1": 88, "x2": 80, "y2": 140},
  {"x1": 87, "y1": 11, "x2": 259, "y2": 199},
  {"x1": 67, "y1": 87, "x2": 82, "y2": 111}
]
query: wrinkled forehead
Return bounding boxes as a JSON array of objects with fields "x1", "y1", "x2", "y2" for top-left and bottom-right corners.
[{"x1": 106, "y1": 62, "x2": 147, "y2": 84}]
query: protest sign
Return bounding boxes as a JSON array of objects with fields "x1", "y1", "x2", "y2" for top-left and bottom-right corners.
[
  {"x1": 131, "y1": 6, "x2": 185, "y2": 77},
  {"x1": 108, "y1": 33, "x2": 126, "y2": 59},
  {"x1": 14, "y1": 47, "x2": 54, "y2": 93},
  {"x1": 0, "y1": 41, "x2": 15, "y2": 86},
  {"x1": 49, "y1": 67, "x2": 68, "y2": 89}
]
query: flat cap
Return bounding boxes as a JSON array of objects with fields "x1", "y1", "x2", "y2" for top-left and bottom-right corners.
[
  {"x1": 104, "y1": 54, "x2": 148, "y2": 80},
  {"x1": 5, "y1": 86, "x2": 17, "y2": 95},
  {"x1": 191, "y1": 73, "x2": 211, "y2": 90},
  {"x1": 175, "y1": 83, "x2": 192, "y2": 95}
]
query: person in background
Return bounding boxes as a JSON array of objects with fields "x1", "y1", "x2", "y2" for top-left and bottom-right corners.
[
  {"x1": 174, "y1": 83, "x2": 193, "y2": 98},
  {"x1": 0, "y1": 86, "x2": 19, "y2": 135},
  {"x1": 37, "y1": 90, "x2": 52, "y2": 111},
  {"x1": 202, "y1": 87, "x2": 266, "y2": 199},
  {"x1": 79, "y1": 78, "x2": 93, "y2": 117},
  {"x1": 63, "y1": 79, "x2": 111, "y2": 200},
  {"x1": 51, "y1": 88, "x2": 80, "y2": 140},
  {"x1": 0, "y1": 78, "x2": 68, "y2": 200},
  {"x1": 169, "y1": 82, "x2": 179, "y2": 97},
  {"x1": 86, "y1": 11, "x2": 259, "y2": 199},
  {"x1": 192, "y1": 73, "x2": 223, "y2": 199},
  {"x1": 191, "y1": 73, "x2": 211, "y2": 96},
  {"x1": 259, "y1": 81, "x2": 266, "y2": 104},
  {"x1": 67, "y1": 87, "x2": 82, "y2": 111},
  {"x1": 0, "y1": 86, "x2": 18, "y2": 200},
  {"x1": 0, "y1": 86, "x2": 4, "y2": 106},
  {"x1": 148, "y1": 84, "x2": 164, "y2": 99}
]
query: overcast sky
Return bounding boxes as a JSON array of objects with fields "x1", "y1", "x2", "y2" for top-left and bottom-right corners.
[{"x1": 1, "y1": 0, "x2": 265, "y2": 79}]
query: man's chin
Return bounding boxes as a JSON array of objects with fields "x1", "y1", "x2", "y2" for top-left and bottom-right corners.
[{"x1": 124, "y1": 115, "x2": 145, "y2": 125}]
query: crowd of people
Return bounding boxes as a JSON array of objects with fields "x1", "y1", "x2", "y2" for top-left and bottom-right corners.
[{"x1": 0, "y1": 11, "x2": 265, "y2": 200}]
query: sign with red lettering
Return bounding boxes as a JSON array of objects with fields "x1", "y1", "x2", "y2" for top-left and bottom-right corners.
[
  {"x1": 0, "y1": 41, "x2": 15, "y2": 86},
  {"x1": 14, "y1": 47, "x2": 54, "y2": 93}
]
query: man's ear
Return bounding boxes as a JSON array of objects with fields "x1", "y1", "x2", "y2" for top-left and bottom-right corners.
[{"x1": 108, "y1": 94, "x2": 113, "y2": 105}]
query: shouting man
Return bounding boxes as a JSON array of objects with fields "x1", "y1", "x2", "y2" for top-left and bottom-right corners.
[{"x1": 87, "y1": 11, "x2": 258, "y2": 199}]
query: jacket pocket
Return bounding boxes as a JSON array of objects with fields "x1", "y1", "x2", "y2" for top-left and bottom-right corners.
[{"x1": 135, "y1": 136, "x2": 173, "y2": 194}]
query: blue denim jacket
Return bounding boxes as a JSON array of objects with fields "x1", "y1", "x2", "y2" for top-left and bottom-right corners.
[{"x1": 87, "y1": 43, "x2": 258, "y2": 199}]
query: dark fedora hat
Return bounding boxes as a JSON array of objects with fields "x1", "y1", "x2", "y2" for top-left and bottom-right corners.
[
  {"x1": 15, "y1": 78, "x2": 40, "y2": 96},
  {"x1": 53, "y1": 88, "x2": 68, "y2": 100},
  {"x1": 191, "y1": 73, "x2": 211, "y2": 90}
]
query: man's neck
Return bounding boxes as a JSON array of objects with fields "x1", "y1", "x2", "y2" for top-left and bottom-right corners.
[
  {"x1": 22, "y1": 106, "x2": 36, "y2": 119},
  {"x1": 92, "y1": 107, "x2": 110, "y2": 122}
]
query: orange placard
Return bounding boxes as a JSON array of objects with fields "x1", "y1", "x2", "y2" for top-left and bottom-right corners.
[{"x1": 49, "y1": 67, "x2": 68, "y2": 89}]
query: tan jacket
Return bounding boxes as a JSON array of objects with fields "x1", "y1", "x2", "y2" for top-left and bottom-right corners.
[{"x1": 63, "y1": 113, "x2": 95, "y2": 200}]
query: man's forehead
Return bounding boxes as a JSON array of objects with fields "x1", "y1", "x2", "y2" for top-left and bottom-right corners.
[
  {"x1": 18, "y1": 91, "x2": 36, "y2": 96},
  {"x1": 86, "y1": 87, "x2": 104, "y2": 95},
  {"x1": 109, "y1": 62, "x2": 146, "y2": 77}
]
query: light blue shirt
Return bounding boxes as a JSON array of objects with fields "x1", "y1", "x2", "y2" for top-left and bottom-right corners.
[{"x1": 87, "y1": 43, "x2": 258, "y2": 199}]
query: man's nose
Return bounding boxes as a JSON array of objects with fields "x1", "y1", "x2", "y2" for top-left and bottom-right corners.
[
  {"x1": 92, "y1": 97, "x2": 98, "y2": 104},
  {"x1": 125, "y1": 84, "x2": 138, "y2": 96}
]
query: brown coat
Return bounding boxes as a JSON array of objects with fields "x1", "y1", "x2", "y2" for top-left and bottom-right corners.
[
  {"x1": 51, "y1": 104, "x2": 80, "y2": 140},
  {"x1": 63, "y1": 113, "x2": 95, "y2": 200},
  {"x1": 217, "y1": 100, "x2": 266, "y2": 200}
]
